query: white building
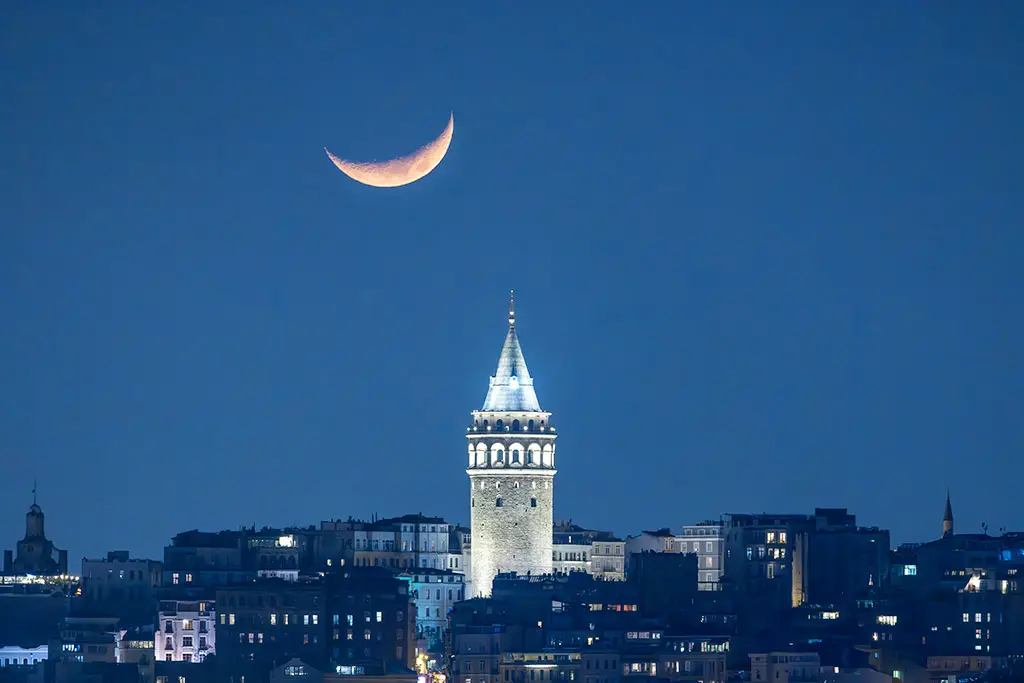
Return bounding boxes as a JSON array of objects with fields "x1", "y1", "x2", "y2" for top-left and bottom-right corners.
[
  {"x1": 155, "y1": 599, "x2": 215, "y2": 663},
  {"x1": 589, "y1": 536, "x2": 626, "y2": 581},
  {"x1": 0, "y1": 644, "x2": 47, "y2": 668},
  {"x1": 468, "y1": 292, "x2": 556, "y2": 597},
  {"x1": 551, "y1": 521, "x2": 625, "y2": 581},
  {"x1": 676, "y1": 521, "x2": 725, "y2": 590},
  {"x1": 404, "y1": 569, "x2": 465, "y2": 653}
]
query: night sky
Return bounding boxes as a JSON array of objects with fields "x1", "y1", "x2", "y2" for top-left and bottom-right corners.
[{"x1": 2, "y1": 3, "x2": 1021, "y2": 564}]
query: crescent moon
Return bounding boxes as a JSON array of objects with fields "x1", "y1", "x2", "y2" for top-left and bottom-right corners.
[{"x1": 324, "y1": 112, "x2": 454, "y2": 188}]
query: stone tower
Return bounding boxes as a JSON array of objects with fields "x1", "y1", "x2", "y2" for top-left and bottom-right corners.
[
  {"x1": 942, "y1": 489, "x2": 954, "y2": 538},
  {"x1": 467, "y1": 292, "x2": 556, "y2": 597}
]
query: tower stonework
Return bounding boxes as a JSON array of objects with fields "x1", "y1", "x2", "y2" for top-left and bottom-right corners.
[{"x1": 467, "y1": 293, "x2": 556, "y2": 597}]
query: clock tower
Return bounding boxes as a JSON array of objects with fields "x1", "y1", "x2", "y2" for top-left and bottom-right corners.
[{"x1": 466, "y1": 292, "x2": 556, "y2": 597}]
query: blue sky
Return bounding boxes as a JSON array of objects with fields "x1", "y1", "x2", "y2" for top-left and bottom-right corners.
[{"x1": 1, "y1": 2, "x2": 1021, "y2": 562}]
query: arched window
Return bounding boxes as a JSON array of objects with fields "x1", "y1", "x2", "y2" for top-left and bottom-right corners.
[
  {"x1": 526, "y1": 451, "x2": 534, "y2": 465},
  {"x1": 483, "y1": 420, "x2": 489, "y2": 428},
  {"x1": 512, "y1": 450, "x2": 521, "y2": 464},
  {"x1": 496, "y1": 498, "x2": 504, "y2": 508},
  {"x1": 528, "y1": 419, "x2": 535, "y2": 430},
  {"x1": 531, "y1": 498, "x2": 538, "y2": 508},
  {"x1": 496, "y1": 419, "x2": 504, "y2": 430},
  {"x1": 513, "y1": 481, "x2": 520, "y2": 489},
  {"x1": 512, "y1": 419, "x2": 520, "y2": 431}
]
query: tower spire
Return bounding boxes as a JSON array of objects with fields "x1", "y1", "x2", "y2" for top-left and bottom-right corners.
[
  {"x1": 942, "y1": 488, "x2": 954, "y2": 538},
  {"x1": 509, "y1": 289, "x2": 515, "y2": 327},
  {"x1": 32, "y1": 479, "x2": 37, "y2": 506}
]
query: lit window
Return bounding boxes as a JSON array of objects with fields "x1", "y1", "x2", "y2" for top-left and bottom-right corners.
[
  {"x1": 347, "y1": 614, "x2": 354, "y2": 626},
  {"x1": 229, "y1": 614, "x2": 236, "y2": 625},
  {"x1": 976, "y1": 613, "x2": 982, "y2": 623},
  {"x1": 172, "y1": 573, "x2": 180, "y2": 585},
  {"x1": 182, "y1": 620, "x2": 193, "y2": 631},
  {"x1": 270, "y1": 614, "x2": 277, "y2": 626},
  {"x1": 376, "y1": 612, "x2": 383, "y2": 623},
  {"x1": 364, "y1": 630, "x2": 371, "y2": 640},
  {"x1": 185, "y1": 573, "x2": 193, "y2": 583},
  {"x1": 976, "y1": 629, "x2": 982, "y2": 640},
  {"x1": 963, "y1": 613, "x2": 970, "y2": 623},
  {"x1": 767, "y1": 532, "x2": 776, "y2": 544},
  {"x1": 779, "y1": 532, "x2": 787, "y2": 544},
  {"x1": 313, "y1": 614, "x2": 319, "y2": 625},
  {"x1": 284, "y1": 614, "x2": 290, "y2": 625}
]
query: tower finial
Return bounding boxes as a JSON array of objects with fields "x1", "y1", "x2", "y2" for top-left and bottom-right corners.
[
  {"x1": 508, "y1": 289, "x2": 515, "y2": 327},
  {"x1": 32, "y1": 479, "x2": 37, "y2": 506}
]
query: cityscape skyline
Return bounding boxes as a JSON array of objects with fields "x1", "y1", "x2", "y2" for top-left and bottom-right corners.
[
  {"x1": 3, "y1": 3, "x2": 1021, "y2": 567},
  {"x1": 0, "y1": 291, "x2": 1009, "y2": 563}
]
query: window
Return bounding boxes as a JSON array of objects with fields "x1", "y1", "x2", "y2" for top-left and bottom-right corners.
[
  {"x1": 364, "y1": 630, "x2": 371, "y2": 640},
  {"x1": 313, "y1": 614, "x2": 319, "y2": 625},
  {"x1": 182, "y1": 637, "x2": 193, "y2": 647},
  {"x1": 496, "y1": 498, "x2": 504, "y2": 507},
  {"x1": 512, "y1": 451, "x2": 520, "y2": 464},
  {"x1": 347, "y1": 614, "x2": 354, "y2": 626},
  {"x1": 185, "y1": 573, "x2": 193, "y2": 583},
  {"x1": 706, "y1": 541, "x2": 712, "y2": 552},
  {"x1": 271, "y1": 613, "x2": 277, "y2": 625},
  {"x1": 172, "y1": 573, "x2": 179, "y2": 585},
  {"x1": 376, "y1": 611, "x2": 383, "y2": 623},
  {"x1": 531, "y1": 498, "x2": 537, "y2": 507},
  {"x1": 182, "y1": 619, "x2": 193, "y2": 631},
  {"x1": 229, "y1": 614, "x2": 236, "y2": 625},
  {"x1": 199, "y1": 637, "x2": 207, "y2": 648},
  {"x1": 165, "y1": 621, "x2": 172, "y2": 632}
]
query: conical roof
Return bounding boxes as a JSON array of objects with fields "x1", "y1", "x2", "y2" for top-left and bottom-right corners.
[{"x1": 481, "y1": 291, "x2": 542, "y2": 412}]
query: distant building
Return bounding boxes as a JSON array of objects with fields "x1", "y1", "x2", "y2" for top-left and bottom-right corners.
[
  {"x1": 401, "y1": 568, "x2": 465, "y2": 653},
  {"x1": 589, "y1": 536, "x2": 626, "y2": 581},
  {"x1": 551, "y1": 521, "x2": 625, "y2": 581},
  {"x1": 0, "y1": 644, "x2": 48, "y2": 668},
  {"x1": 467, "y1": 294, "x2": 557, "y2": 597},
  {"x1": 2, "y1": 491, "x2": 68, "y2": 577},
  {"x1": 162, "y1": 530, "x2": 248, "y2": 596},
  {"x1": 676, "y1": 521, "x2": 725, "y2": 591},
  {"x1": 80, "y1": 551, "x2": 162, "y2": 622},
  {"x1": 750, "y1": 652, "x2": 821, "y2": 683},
  {"x1": 215, "y1": 569, "x2": 415, "y2": 682},
  {"x1": 51, "y1": 616, "x2": 121, "y2": 665},
  {"x1": 318, "y1": 515, "x2": 458, "y2": 573},
  {"x1": 723, "y1": 508, "x2": 889, "y2": 609},
  {"x1": 155, "y1": 599, "x2": 215, "y2": 663}
]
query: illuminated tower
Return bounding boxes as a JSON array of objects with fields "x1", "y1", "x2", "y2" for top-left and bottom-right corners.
[{"x1": 467, "y1": 292, "x2": 556, "y2": 597}]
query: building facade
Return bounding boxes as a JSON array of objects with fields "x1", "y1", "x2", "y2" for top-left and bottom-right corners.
[
  {"x1": 403, "y1": 568, "x2": 465, "y2": 653},
  {"x1": 468, "y1": 293, "x2": 556, "y2": 597},
  {"x1": 676, "y1": 522, "x2": 724, "y2": 591},
  {"x1": 155, "y1": 599, "x2": 216, "y2": 663}
]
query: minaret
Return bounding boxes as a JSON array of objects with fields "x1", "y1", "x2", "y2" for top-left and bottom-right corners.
[
  {"x1": 466, "y1": 291, "x2": 556, "y2": 597},
  {"x1": 942, "y1": 489, "x2": 954, "y2": 539}
]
